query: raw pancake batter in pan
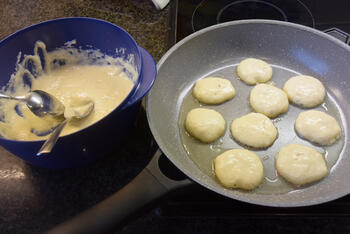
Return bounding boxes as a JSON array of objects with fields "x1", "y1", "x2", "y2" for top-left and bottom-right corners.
[
  {"x1": 230, "y1": 112, "x2": 278, "y2": 148},
  {"x1": 283, "y1": 75, "x2": 326, "y2": 108},
  {"x1": 295, "y1": 110, "x2": 341, "y2": 146},
  {"x1": 236, "y1": 58, "x2": 272, "y2": 85},
  {"x1": 275, "y1": 144, "x2": 328, "y2": 186},
  {"x1": 192, "y1": 77, "x2": 236, "y2": 104},
  {"x1": 249, "y1": 83, "x2": 289, "y2": 118},
  {"x1": 185, "y1": 108, "x2": 226, "y2": 143},
  {"x1": 214, "y1": 148, "x2": 264, "y2": 190}
]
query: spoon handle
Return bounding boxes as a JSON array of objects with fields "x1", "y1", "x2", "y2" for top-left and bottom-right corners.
[
  {"x1": 0, "y1": 93, "x2": 26, "y2": 101},
  {"x1": 37, "y1": 119, "x2": 69, "y2": 156}
]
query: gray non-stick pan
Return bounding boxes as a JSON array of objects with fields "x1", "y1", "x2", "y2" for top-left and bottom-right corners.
[{"x1": 48, "y1": 20, "x2": 350, "y2": 233}]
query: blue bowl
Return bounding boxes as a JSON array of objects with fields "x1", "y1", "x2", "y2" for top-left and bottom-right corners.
[{"x1": 0, "y1": 17, "x2": 156, "y2": 168}]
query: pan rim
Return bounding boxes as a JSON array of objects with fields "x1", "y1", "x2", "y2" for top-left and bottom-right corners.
[{"x1": 146, "y1": 19, "x2": 350, "y2": 207}]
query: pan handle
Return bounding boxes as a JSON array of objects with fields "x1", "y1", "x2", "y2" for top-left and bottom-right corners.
[
  {"x1": 323, "y1": 28, "x2": 350, "y2": 44},
  {"x1": 46, "y1": 149, "x2": 191, "y2": 234}
]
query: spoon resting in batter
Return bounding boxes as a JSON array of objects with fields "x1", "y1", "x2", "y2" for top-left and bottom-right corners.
[{"x1": 37, "y1": 99, "x2": 94, "y2": 155}]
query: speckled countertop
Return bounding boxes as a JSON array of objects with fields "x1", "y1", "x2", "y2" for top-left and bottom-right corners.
[
  {"x1": 0, "y1": 1, "x2": 172, "y2": 233},
  {"x1": 0, "y1": 0, "x2": 173, "y2": 61}
]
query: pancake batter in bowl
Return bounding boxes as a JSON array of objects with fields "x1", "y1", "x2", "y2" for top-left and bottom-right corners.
[{"x1": 0, "y1": 41, "x2": 137, "y2": 141}]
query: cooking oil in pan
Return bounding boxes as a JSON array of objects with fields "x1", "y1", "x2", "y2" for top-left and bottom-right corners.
[{"x1": 178, "y1": 64, "x2": 345, "y2": 195}]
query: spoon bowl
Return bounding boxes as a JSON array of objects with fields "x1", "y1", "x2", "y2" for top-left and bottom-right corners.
[{"x1": 0, "y1": 90, "x2": 65, "y2": 117}]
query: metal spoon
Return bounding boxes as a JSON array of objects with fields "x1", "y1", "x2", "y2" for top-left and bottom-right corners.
[
  {"x1": 37, "y1": 101, "x2": 94, "y2": 155},
  {"x1": 0, "y1": 90, "x2": 65, "y2": 117}
]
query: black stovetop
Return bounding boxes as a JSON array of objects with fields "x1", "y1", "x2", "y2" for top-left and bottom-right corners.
[{"x1": 175, "y1": 0, "x2": 350, "y2": 43}]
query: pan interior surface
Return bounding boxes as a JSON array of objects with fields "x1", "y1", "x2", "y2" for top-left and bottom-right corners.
[
  {"x1": 147, "y1": 20, "x2": 350, "y2": 207},
  {"x1": 178, "y1": 63, "x2": 344, "y2": 195}
]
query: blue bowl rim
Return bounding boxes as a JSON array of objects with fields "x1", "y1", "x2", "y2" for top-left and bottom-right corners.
[{"x1": 0, "y1": 17, "x2": 144, "y2": 143}]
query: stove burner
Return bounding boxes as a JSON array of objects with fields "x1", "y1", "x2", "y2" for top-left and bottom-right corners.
[
  {"x1": 192, "y1": 0, "x2": 315, "y2": 32},
  {"x1": 217, "y1": 0, "x2": 287, "y2": 23}
]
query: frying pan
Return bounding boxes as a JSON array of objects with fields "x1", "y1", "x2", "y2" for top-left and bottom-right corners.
[{"x1": 48, "y1": 20, "x2": 350, "y2": 233}]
